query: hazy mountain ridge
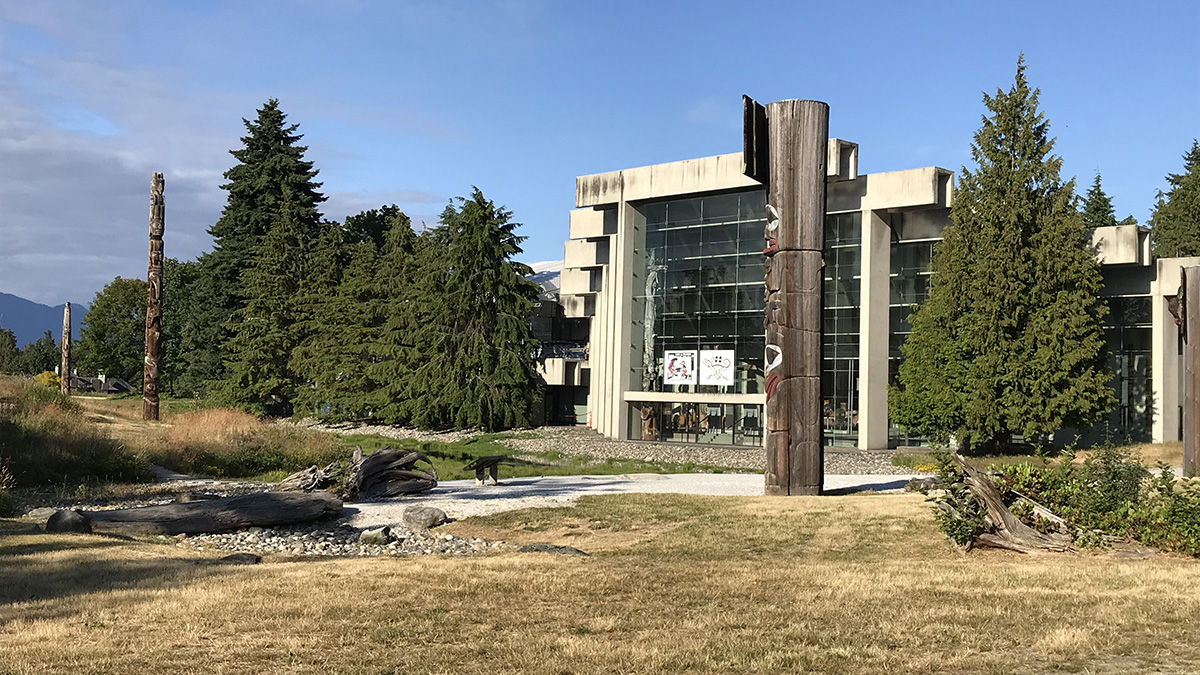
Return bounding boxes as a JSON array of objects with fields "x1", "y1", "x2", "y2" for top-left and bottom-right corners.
[{"x1": 0, "y1": 292, "x2": 88, "y2": 347}]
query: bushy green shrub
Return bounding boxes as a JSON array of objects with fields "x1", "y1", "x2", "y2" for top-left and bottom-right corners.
[{"x1": 993, "y1": 444, "x2": 1200, "y2": 556}]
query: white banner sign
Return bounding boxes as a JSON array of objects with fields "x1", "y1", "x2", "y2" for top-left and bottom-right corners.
[
  {"x1": 663, "y1": 350, "x2": 698, "y2": 385},
  {"x1": 699, "y1": 350, "x2": 736, "y2": 386}
]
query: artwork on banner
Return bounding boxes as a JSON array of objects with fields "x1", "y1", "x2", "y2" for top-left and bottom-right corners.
[
  {"x1": 663, "y1": 350, "x2": 698, "y2": 385},
  {"x1": 699, "y1": 350, "x2": 736, "y2": 386}
]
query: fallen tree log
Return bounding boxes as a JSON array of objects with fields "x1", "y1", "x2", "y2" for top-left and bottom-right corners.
[
  {"x1": 344, "y1": 446, "x2": 437, "y2": 500},
  {"x1": 950, "y1": 452, "x2": 1074, "y2": 554},
  {"x1": 278, "y1": 462, "x2": 341, "y2": 492},
  {"x1": 84, "y1": 491, "x2": 342, "y2": 536}
]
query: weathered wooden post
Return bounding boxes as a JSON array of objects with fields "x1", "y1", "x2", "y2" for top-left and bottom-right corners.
[
  {"x1": 744, "y1": 96, "x2": 829, "y2": 496},
  {"x1": 60, "y1": 302, "x2": 71, "y2": 395},
  {"x1": 143, "y1": 172, "x2": 164, "y2": 421},
  {"x1": 1183, "y1": 266, "x2": 1200, "y2": 476}
]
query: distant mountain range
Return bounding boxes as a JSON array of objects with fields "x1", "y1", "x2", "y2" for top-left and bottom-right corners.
[{"x1": 0, "y1": 292, "x2": 88, "y2": 347}]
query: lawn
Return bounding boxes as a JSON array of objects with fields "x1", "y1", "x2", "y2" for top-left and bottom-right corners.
[{"x1": 3, "y1": 493, "x2": 1199, "y2": 674}]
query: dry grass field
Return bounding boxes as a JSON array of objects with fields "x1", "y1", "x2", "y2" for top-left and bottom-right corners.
[{"x1": 3, "y1": 493, "x2": 1200, "y2": 674}]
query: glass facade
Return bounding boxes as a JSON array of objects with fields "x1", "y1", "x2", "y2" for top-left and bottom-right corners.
[
  {"x1": 633, "y1": 191, "x2": 768, "y2": 395},
  {"x1": 887, "y1": 212, "x2": 943, "y2": 446},
  {"x1": 823, "y1": 212, "x2": 861, "y2": 446},
  {"x1": 1102, "y1": 296, "x2": 1152, "y2": 443},
  {"x1": 628, "y1": 401, "x2": 763, "y2": 446}
]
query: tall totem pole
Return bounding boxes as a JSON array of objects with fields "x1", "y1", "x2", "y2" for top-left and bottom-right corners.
[
  {"x1": 60, "y1": 302, "x2": 71, "y2": 395},
  {"x1": 143, "y1": 173, "x2": 164, "y2": 421},
  {"x1": 743, "y1": 96, "x2": 829, "y2": 496}
]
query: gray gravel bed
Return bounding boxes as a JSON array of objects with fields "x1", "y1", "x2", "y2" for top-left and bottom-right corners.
[
  {"x1": 298, "y1": 422, "x2": 920, "y2": 476},
  {"x1": 176, "y1": 521, "x2": 505, "y2": 558},
  {"x1": 501, "y1": 426, "x2": 920, "y2": 476}
]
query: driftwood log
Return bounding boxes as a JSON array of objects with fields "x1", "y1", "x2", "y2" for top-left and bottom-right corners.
[
  {"x1": 939, "y1": 452, "x2": 1074, "y2": 554},
  {"x1": 343, "y1": 446, "x2": 437, "y2": 500},
  {"x1": 84, "y1": 491, "x2": 342, "y2": 536},
  {"x1": 278, "y1": 462, "x2": 341, "y2": 492}
]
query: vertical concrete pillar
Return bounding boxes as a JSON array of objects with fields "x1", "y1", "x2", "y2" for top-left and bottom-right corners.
[
  {"x1": 858, "y1": 209, "x2": 891, "y2": 450},
  {"x1": 1153, "y1": 273, "x2": 1182, "y2": 443},
  {"x1": 608, "y1": 199, "x2": 640, "y2": 440}
]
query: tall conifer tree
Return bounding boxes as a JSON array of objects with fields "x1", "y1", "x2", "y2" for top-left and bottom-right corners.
[
  {"x1": 412, "y1": 189, "x2": 541, "y2": 431},
  {"x1": 368, "y1": 210, "x2": 424, "y2": 425},
  {"x1": 189, "y1": 100, "x2": 325, "y2": 391},
  {"x1": 217, "y1": 191, "x2": 307, "y2": 416},
  {"x1": 890, "y1": 57, "x2": 1113, "y2": 451},
  {"x1": 290, "y1": 222, "x2": 347, "y2": 417},
  {"x1": 1081, "y1": 174, "x2": 1117, "y2": 229},
  {"x1": 1149, "y1": 140, "x2": 1200, "y2": 258}
]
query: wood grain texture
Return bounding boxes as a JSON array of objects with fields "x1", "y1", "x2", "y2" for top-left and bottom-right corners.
[
  {"x1": 761, "y1": 99, "x2": 829, "y2": 496},
  {"x1": 85, "y1": 491, "x2": 343, "y2": 535},
  {"x1": 60, "y1": 303, "x2": 70, "y2": 395},
  {"x1": 1184, "y1": 266, "x2": 1199, "y2": 476},
  {"x1": 143, "y1": 173, "x2": 164, "y2": 421}
]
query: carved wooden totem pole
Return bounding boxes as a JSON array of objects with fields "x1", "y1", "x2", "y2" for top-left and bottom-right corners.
[
  {"x1": 744, "y1": 96, "x2": 829, "y2": 496},
  {"x1": 143, "y1": 173, "x2": 164, "y2": 421},
  {"x1": 60, "y1": 302, "x2": 71, "y2": 395},
  {"x1": 1182, "y1": 266, "x2": 1200, "y2": 476}
]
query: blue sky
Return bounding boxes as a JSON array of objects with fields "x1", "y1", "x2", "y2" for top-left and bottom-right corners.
[{"x1": 1, "y1": 0, "x2": 1197, "y2": 305}]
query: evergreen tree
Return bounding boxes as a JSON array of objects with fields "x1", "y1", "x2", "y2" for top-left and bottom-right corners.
[
  {"x1": 1081, "y1": 173, "x2": 1117, "y2": 229},
  {"x1": 368, "y1": 210, "x2": 423, "y2": 425},
  {"x1": 344, "y1": 205, "x2": 405, "y2": 249},
  {"x1": 190, "y1": 100, "x2": 326, "y2": 392},
  {"x1": 216, "y1": 191, "x2": 307, "y2": 416},
  {"x1": 17, "y1": 331, "x2": 57, "y2": 376},
  {"x1": 76, "y1": 277, "x2": 148, "y2": 387},
  {"x1": 0, "y1": 326, "x2": 18, "y2": 374},
  {"x1": 290, "y1": 222, "x2": 347, "y2": 417},
  {"x1": 890, "y1": 57, "x2": 1113, "y2": 451},
  {"x1": 1149, "y1": 140, "x2": 1200, "y2": 258},
  {"x1": 411, "y1": 189, "x2": 541, "y2": 431},
  {"x1": 292, "y1": 229, "x2": 387, "y2": 420},
  {"x1": 160, "y1": 257, "x2": 205, "y2": 397}
]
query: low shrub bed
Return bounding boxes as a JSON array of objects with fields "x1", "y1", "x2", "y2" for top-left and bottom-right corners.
[
  {"x1": 0, "y1": 376, "x2": 153, "y2": 493},
  {"x1": 928, "y1": 443, "x2": 1200, "y2": 556}
]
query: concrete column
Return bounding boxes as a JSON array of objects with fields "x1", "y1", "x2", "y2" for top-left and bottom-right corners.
[
  {"x1": 607, "y1": 199, "x2": 640, "y2": 440},
  {"x1": 1152, "y1": 287, "x2": 1181, "y2": 443},
  {"x1": 858, "y1": 208, "x2": 891, "y2": 450}
]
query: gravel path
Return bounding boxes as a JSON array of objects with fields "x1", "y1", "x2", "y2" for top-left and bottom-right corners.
[{"x1": 301, "y1": 423, "x2": 920, "y2": 476}]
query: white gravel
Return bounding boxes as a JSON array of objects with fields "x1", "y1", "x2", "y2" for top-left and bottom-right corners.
[{"x1": 343, "y1": 472, "x2": 924, "y2": 527}]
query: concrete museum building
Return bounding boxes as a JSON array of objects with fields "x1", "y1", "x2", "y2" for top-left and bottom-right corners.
[{"x1": 538, "y1": 125, "x2": 1197, "y2": 452}]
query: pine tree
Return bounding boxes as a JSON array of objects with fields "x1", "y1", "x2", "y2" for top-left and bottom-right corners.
[
  {"x1": 1149, "y1": 140, "x2": 1200, "y2": 258},
  {"x1": 290, "y1": 222, "x2": 347, "y2": 417},
  {"x1": 216, "y1": 191, "x2": 307, "y2": 416},
  {"x1": 17, "y1": 331, "x2": 58, "y2": 376},
  {"x1": 293, "y1": 237, "x2": 383, "y2": 419},
  {"x1": 0, "y1": 326, "x2": 19, "y2": 374},
  {"x1": 160, "y1": 257, "x2": 204, "y2": 397},
  {"x1": 890, "y1": 57, "x2": 1113, "y2": 451},
  {"x1": 368, "y1": 210, "x2": 423, "y2": 425},
  {"x1": 1081, "y1": 174, "x2": 1117, "y2": 229},
  {"x1": 190, "y1": 100, "x2": 326, "y2": 392},
  {"x1": 411, "y1": 189, "x2": 541, "y2": 431}
]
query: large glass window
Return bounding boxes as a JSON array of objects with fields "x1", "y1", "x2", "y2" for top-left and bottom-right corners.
[
  {"x1": 823, "y1": 212, "x2": 861, "y2": 446},
  {"x1": 1102, "y1": 296, "x2": 1153, "y2": 443},
  {"x1": 628, "y1": 401, "x2": 763, "y2": 446},
  {"x1": 635, "y1": 192, "x2": 767, "y2": 395}
]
